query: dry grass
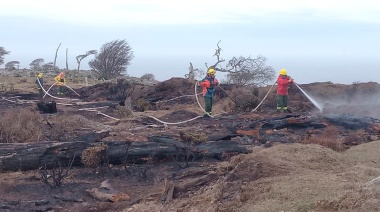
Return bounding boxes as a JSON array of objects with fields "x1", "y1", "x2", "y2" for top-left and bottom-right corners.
[
  {"x1": 164, "y1": 142, "x2": 380, "y2": 212},
  {"x1": 0, "y1": 107, "x2": 43, "y2": 143},
  {"x1": 214, "y1": 98, "x2": 235, "y2": 112},
  {"x1": 46, "y1": 114, "x2": 93, "y2": 141},
  {"x1": 81, "y1": 144, "x2": 108, "y2": 168},
  {"x1": 114, "y1": 105, "x2": 134, "y2": 118},
  {"x1": 179, "y1": 131, "x2": 208, "y2": 145},
  {"x1": 302, "y1": 126, "x2": 346, "y2": 152}
]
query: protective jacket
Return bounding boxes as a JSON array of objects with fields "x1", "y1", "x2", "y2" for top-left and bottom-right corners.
[
  {"x1": 35, "y1": 77, "x2": 44, "y2": 88},
  {"x1": 276, "y1": 75, "x2": 293, "y2": 95},
  {"x1": 200, "y1": 76, "x2": 219, "y2": 97},
  {"x1": 54, "y1": 75, "x2": 66, "y2": 86}
]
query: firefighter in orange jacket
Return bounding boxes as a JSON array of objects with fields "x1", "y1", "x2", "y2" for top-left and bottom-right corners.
[
  {"x1": 54, "y1": 72, "x2": 66, "y2": 95},
  {"x1": 199, "y1": 68, "x2": 219, "y2": 118},
  {"x1": 276, "y1": 69, "x2": 294, "y2": 113}
]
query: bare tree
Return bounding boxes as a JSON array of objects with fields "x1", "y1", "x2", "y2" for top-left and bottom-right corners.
[
  {"x1": 76, "y1": 50, "x2": 97, "y2": 71},
  {"x1": 185, "y1": 62, "x2": 204, "y2": 81},
  {"x1": 30, "y1": 58, "x2": 45, "y2": 71},
  {"x1": 89, "y1": 39, "x2": 134, "y2": 79},
  {"x1": 5, "y1": 61, "x2": 20, "y2": 71},
  {"x1": 53, "y1": 43, "x2": 61, "y2": 73},
  {"x1": 66, "y1": 48, "x2": 69, "y2": 70},
  {"x1": 0, "y1": 47, "x2": 10, "y2": 65},
  {"x1": 224, "y1": 55, "x2": 275, "y2": 86},
  {"x1": 202, "y1": 41, "x2": 275, "y2": 86}
]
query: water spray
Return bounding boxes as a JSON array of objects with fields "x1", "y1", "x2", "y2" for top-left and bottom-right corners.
[{"x1": 294, "y1": 83, "x2": 324, "y2": 112}]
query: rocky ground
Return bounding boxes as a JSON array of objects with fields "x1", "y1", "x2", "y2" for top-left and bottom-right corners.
[{"x1": 1, "y1": 77, "x2": 380, "y2": 212}]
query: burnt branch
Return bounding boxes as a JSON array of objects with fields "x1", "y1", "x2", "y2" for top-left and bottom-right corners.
[
  {"x1": 40, "y1": 154, "x2": 75, "y2": 188},
  {"x1": 206, "y1": 40, "x2": 225, "y2": 69},
  {"x1": 122, "y1": 142, "x2": 132, "y2": 174}
]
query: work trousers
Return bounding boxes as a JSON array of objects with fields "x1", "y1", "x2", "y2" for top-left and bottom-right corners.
[
  {"x1": 204, "y1": 96, "x2": 213, "y2": 114},
  {"x1": 277, "y1": 94, "x2": 288, "y2": 110}
]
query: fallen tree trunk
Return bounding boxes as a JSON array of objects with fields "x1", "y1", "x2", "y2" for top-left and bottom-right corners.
[{"x1": 0, "y1": 137, "x2": 250, "y2": 172}]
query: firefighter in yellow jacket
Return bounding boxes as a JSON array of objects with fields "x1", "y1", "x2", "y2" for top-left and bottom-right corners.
[{"x1": 54, "y1": 72, "x2": 66, "y2": 95}]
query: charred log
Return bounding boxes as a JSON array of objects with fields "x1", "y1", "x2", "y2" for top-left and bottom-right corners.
[
  {"x1": 0, "y1": 137, "x2": 250, "y2": 172},
  {"x1": 261, "y1": 115, "x2": 326, "y2": 130},
  {"x1": 323, "y1": 113, "x2": 380, "y2": 131}
]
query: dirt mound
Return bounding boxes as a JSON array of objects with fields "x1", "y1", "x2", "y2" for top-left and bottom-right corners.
[{"x1": 156, "y1": 142, "x2": 380, "y2": 212}]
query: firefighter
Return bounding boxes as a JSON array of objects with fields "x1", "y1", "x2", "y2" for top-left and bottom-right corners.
[
  {"x1": 54, "y1": 72, "x2": 66, "y2": 95},
  {"x1": 276, "y1": 69, "x2": 294, "y2": 113},
  {"x1": 35, "y1": 72, "x2": 44, "y2": 98},
  {"x1": 199, "y1": 68, "x2": 219, "y2": 118}
]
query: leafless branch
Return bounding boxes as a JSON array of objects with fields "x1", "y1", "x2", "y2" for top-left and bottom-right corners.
[
  {"x1": 40, "y1": 154, "x2": 76, "y2": 188},
  {"x1": 76, "y1": 50, "x2": 97, "y2": 71},
  {"x1": 205, "y1": 40, "x2": 225, "y2": 70},
  {"x1": 191, "y1": 41, "x2": 276, "y2": 86}
]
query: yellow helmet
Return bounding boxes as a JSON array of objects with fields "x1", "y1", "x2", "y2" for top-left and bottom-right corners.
[
  {"x1": 207, "y1": 68, "x2": 216, "y2": 75},
  {"x1": 37, "y1": 73, "x2": 43, "y2": 78},
  {"x1": 280, "y1": 69, "x2": 287, "y2": 76}
]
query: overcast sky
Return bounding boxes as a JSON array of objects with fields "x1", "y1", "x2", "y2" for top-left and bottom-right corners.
[{"x1": 1, "y1": 0, "x2": 379, "y2": 84}]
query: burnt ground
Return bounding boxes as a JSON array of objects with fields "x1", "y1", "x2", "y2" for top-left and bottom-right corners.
[{"x1": 1, "y1": 78, "x2": 380, "y2": 211}]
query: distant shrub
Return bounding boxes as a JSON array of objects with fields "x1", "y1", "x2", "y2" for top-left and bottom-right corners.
[
  {"x1": 179, "y1": 131, "x2": 208, "y2": 145},
  {"x1": 228, "y1": 87, "x2": 260, "y2": 112},
  {"x1": 155, "y1": 82, "x2": 175, "y2": 92},
  {"x1": 218, "y1": 98, "x2": 235, "y2": 112},
  {"x1": 141, "y1": 73, "x2": 155, "y2": 81},
  {"x1": 252, "y1": 86, "x2": 259, "y2": 97},
  {"x1": 234, "y1": 94, "x2": 259, "y2": 112},
  {"x1": 108, "y1": 79, "x2": 133, "y2": 101},
  {"x1": 114, "y1": 105, "x2": 133, "y2": 118},
  {"x1": 135, "y1": 99, "x2": 151, "y2": 112},
  {"x1": 13, "y1": 73, "x2": 22, "y2": 77}
]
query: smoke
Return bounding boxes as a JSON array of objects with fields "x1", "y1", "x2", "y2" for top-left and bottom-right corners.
[{"x1": 298, "y1": 82, "x2": 380, "y2": 119}]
